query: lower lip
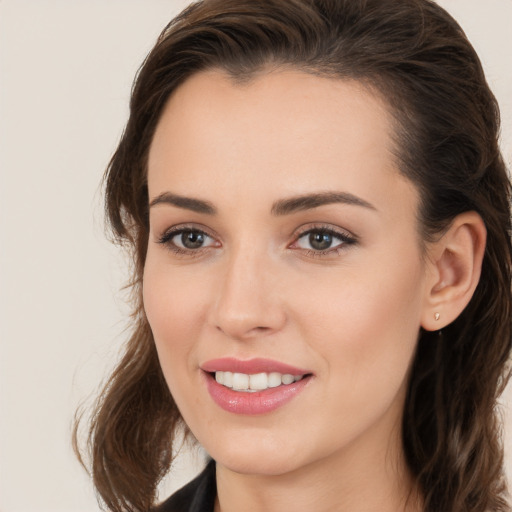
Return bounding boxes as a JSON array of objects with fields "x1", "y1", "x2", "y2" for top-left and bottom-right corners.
[{"x1": 203, "y1": 372, "x2": 312, "y2": 415}]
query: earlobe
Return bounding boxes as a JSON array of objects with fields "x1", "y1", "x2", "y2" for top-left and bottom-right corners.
[{"x1": 421, "y1": 211, "x2": 486, "y2": 331}]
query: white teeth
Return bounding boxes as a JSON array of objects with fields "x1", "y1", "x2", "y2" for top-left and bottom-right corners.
[
  {"x1": 281, "y1": 374, "x2": 294, "y2": 385},
  {"x1": 214, "y1": 371, "x2": 305, "y2": 391},
  {"x1": 249, "y1": 372, "x2": 268, "y2": 390},
  {"x1": 223, "y1": 371, "x2": 233, "y2": 388},
  {"x1": 232, "y1": 372, "x2": 249, "y2": 390},
  {"x1": 268, "y1": 372, "x2": 282, "y2": 388}
]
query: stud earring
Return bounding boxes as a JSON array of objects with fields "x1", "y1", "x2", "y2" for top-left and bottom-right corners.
[{"x1": 434, "y1": 312, "x2": 440, "y2": 321}]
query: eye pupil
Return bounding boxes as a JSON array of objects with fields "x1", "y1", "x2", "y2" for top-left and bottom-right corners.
[
  {"x1": 181, "y1": 231, "x2": 204, "y2": 249},
  {"x1": 309, "y1": 232, "x2": 332, "y2": 250}
]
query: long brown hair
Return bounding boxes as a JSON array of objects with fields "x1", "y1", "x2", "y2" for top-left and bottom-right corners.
[{"x1": 74, "y1": 1, "x2": 512, "y2": 510}]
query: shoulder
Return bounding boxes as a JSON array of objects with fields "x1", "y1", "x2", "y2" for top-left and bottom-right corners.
[{"x1": 154, "y1": 460, "x2": 217, "y2": 512}]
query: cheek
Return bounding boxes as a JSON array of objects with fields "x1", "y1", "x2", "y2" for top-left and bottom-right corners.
[
  {"x1": 142, "y1": 260, "x2": 213, "y2": 428},
  {"x1": 297, "y1": 254, "x2": 425, "y2": 403},
  {"x1": 142, "y1": 260, "x2": 206, "y2": 377}
]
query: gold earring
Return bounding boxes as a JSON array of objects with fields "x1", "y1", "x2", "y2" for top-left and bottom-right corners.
[{"x1": 434, "y1": 312, "x2": 440, "y2": 321}]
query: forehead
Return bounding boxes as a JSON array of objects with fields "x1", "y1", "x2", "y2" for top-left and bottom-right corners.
[
  {"x1": 147, "y1": 69, "x2": 416, "y2": 220},
  {"x1": 149, "y1": 69, "x2": 394, "y2": 164}
]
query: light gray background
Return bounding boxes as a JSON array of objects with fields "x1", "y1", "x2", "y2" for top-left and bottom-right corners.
[{"x1": 0, "y1": 1, "x2": 511, "y2": 511}]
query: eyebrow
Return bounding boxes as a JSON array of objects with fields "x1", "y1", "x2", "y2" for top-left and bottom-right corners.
[
  {"x1": 270, "y1": 191, "x2": 376, "y2": 215},
  {"x1": 148, "y1": 190, "x2": 376, "y2": 216},
  {"x1": 149, "y1": 192, "x2": 217, "y2": 215}
]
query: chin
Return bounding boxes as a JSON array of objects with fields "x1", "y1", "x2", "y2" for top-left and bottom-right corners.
[
  {"x1": 204, "y1": 434, "x2": 305, "y2": 476},
  {"x1": 216, "y1": 453, "x2": 301, "y2": 476}
]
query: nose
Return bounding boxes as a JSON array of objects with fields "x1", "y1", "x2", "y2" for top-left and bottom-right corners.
[{"x1": 209, "y1": 245, "x2": 287, "y2": 341}]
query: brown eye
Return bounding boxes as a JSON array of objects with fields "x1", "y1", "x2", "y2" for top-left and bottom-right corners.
[
  {"x1": 292, "y1": 227, "x2": 357, "y2": 255},
  {"x1": 158, "y1": 227, "x2": 218, "y2": 252},
  {"x1": 308, "y1": 232, "x2": 333, "y2": 250},
  {"x1": 180, "y1": 230, "x2": 206, "y2": 249}
]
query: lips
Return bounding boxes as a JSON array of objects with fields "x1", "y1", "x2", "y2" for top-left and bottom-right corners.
[
  {"x1": 201, "y1": 358, "x2": 313, "y2": 415},
  {"x1": 202, "y1": 357, "x2": 310, "y2": 373}
]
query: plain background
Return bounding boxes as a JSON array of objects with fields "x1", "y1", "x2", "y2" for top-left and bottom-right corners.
[{"x1": 0, "y1": 1, "x2": 511, "y2": 511}]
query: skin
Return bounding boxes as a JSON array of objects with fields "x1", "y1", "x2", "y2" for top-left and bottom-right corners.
[{"x1": 143, "y1": 69, "x2": 438, "y2": 511}]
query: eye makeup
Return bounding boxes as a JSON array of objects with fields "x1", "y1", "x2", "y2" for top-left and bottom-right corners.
[{"x1": 155, "y1": 220, "x2": 358, "y2": 260}]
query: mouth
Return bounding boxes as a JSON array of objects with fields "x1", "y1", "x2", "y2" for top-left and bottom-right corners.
[
  {"x1": 210, "y1": 370, "x2": 308, "y2": 392},
  {"x1": 200, "y1": 358, "x2": 313, "y2": 415}
]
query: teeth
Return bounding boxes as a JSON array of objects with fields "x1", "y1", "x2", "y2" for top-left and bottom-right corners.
[
  {"x1": 281, "y1": 374, "x2": 294, "y2": 385},
  {"x1": 232, "y1": 372, "x2": 249, "y2": 390},
  {"x1": 214, "y1": 371, "x2": 305, "y2": 392},
  {"x1": 268, "y1": 372, "x2": 282, "y2": 388},
  {"x1": 223, "y1": 371, "x2": 233, "y2": 388},
  {"x1": 249, "y1": 372, "x2": 268, "y2": 390}
]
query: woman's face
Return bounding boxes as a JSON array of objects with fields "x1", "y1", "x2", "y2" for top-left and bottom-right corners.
[{"x1": 144, "y1": 69, "x2": 432, "y2": 477}]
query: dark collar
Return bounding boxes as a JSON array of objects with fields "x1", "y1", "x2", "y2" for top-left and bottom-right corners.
[{"x1": 155, "y1": 459, "x2": 216, "y2": 512}]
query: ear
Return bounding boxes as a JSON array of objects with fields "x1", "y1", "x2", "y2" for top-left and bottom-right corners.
[{"x1": 421, "y1": 211, "x2": 486, "y2": 331}]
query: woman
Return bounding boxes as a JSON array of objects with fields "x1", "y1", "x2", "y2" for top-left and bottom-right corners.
[{"x1": 74, "y1": 0, "x2": 512, "y2": 510}]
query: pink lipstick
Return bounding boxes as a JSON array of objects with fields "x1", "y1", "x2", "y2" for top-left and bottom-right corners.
[{"x1": 201, "y1": 358, "x2": 313, "y2": 415}]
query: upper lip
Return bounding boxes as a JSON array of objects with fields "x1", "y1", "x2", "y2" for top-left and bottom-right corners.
[{"x1": 201, "y1": 357, "x2": 311, "y2": 375}]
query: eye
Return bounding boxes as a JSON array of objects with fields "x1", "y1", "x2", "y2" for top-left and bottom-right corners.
[
  {"x1": 291, "y1": 226, "x2": 357, "y2": 254},
  {"x1": 174, "y1": 230, "x2": 211, "y2": 249},
  {"x1": 299, "y1": 231, "x2": 336, "y2": 251},
  {"x1": 158, "y1": 227, "x2": 219, "y2": 253}
]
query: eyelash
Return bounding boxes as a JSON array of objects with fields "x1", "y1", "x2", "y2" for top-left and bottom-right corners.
[
  {"x1": 291, "y1": 224, "x2": 358, "y2": 257},
  {"x1": 157, "y1": 224, "x2": 358, "y2": 258},
  {"x1": 157, "y1": 225, "x2": 217, "y2": 258}
]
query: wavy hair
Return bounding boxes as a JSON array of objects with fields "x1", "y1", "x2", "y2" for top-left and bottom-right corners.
[{"x1": 74, "y1": 1, "x2": 512, "y2": 510}]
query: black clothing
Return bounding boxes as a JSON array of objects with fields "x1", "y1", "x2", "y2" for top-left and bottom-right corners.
[{"x1": 155, "y1": 460, "x2": 216, "y2": 512}]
